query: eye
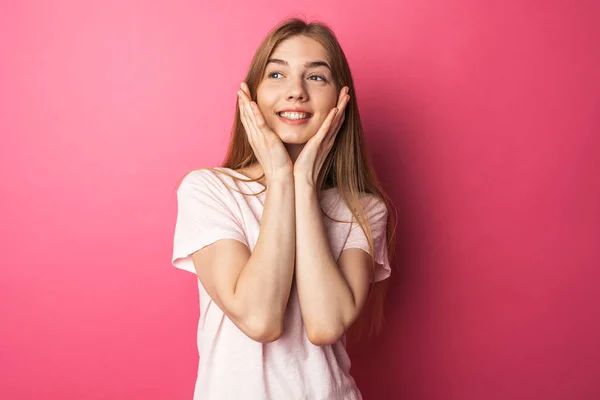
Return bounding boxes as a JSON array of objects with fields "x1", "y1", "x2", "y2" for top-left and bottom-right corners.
[
  {"x1": 267, "y1": 71, "x2": 283, "y2": 79},
  {"x1": 267, "y1": 71, "x2": 328, "y2": 82}
]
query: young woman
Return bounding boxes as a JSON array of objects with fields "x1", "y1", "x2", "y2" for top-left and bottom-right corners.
[{"x1": 172, "y1": 17, "x2": 396, "y2": 400}]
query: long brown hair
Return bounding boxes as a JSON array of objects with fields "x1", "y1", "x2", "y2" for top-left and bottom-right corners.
[{"x1": 176, "y1": 18, "x2": 397, "y2": 343}]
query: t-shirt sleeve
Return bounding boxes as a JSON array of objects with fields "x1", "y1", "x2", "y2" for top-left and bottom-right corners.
[
  {"x1": 342, "y1": 195, "x2": 391, "y2": 282},
  {"x1": 171, "y1": 170, "x2": 248, "y2": 274}
]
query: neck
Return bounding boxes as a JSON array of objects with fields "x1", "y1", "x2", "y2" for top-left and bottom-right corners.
[{"x1": 285, "y1": 143, "x2": 305, "y2": 163}]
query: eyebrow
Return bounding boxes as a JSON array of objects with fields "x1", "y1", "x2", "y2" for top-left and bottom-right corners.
[{"x1": 266, "y1": 58, "x2": 331, "y2": 70}]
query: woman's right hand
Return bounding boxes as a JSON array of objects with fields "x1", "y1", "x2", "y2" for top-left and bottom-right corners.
[{"x1": 237, "y1": 82, "x2": 293, "y2": 183}]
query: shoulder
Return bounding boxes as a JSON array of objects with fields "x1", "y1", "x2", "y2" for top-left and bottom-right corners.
[
  {"x1": 177, "y1": 168, "x2": 231, "y2": 200},
  {"x1": 363, "y1": 193, "x2": 388, "y2": 214},
  {"x1": 180, "y1": 167, "x2": 242, "y2": 189},
  {"x1": 321, "y1": 189, "x2": 388, "y2": 221},
  {"x1": 179, "y1": 168, "x2": 217, "y2": 186},
  {"x1": 351, "y1": 193, "x2": 388, "y2": 227}
]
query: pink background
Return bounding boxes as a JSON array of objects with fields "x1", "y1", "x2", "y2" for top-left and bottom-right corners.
[{"x1": 1, "y1": 1, "x2": 599, "y2": 399}]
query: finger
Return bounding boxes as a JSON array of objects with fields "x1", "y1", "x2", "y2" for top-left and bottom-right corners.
[
  {"x1": 329, "y1": 110, "x2": 346, "y2": 143},
  {"x1": 246, "y1": 99, "x2": 277, "y2": 141},
  {"x1": 238, "y1": 91, "x2": 251, "y2": 122},
  {"x1": 326, "y1": 97, "x2": 349, "y2": 145},
  {"x1": 238, "y1": 86, "x2": 268, "y2": 135},
  {"x1": 314, "y1": 107, "x2": 339, "y2": 143},
  {"x1": 250, "y1": 102, "x2": 268, "y2": 131},
  {"x1": 238, "y1": 86, "x2": 254, "y2": 108},
  {"x1": 238, "y1": 95, "x2": 255, "y2": 145},
  {"x1": 244, "y1": 84, "x2": 254, "y2": 103},
  {"x1": 330, "y1": 93, "x2": 350, "y2": 132},
  {"x1": 238, "y1": 89, "x2": 260, "y2": 129},
  {"x1": 337, "y1": 86, "x2": 349, "y2": 107},
  {"x1": 240, "y1": 82, "x2": 251, "y2": 99},
  {"x1": 245, "y1": 101, "x2": 265, "y2": 138},
  {"x1": 334, "y1": 99, "x2": 348, "y2": 129},
  {"x1": 250, "y1": 102, "x2": 271, "y2": 134},
  {"x1": 238, "y1": 90, "x2": 261, "y2": 136},
  {"x1": 245, "y1": 104, "x2": 264, "y2": 143},
  {"x1": 327, "y1": 88, "x2": 349, "y2": 132},
  {"x1": 337, "y1": 93, "x2": 350, "y2": 115},
  {"x1": 238, "y1": 87, "x2": 252, "y2": 111}
]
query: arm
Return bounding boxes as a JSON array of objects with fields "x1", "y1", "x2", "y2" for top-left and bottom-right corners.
[
  {"x1": 192, "y1": 175, "x2": 296, "y2": 343},
  {"x1": 294, "y1": 182, "x2": 372, "y2": 346}
]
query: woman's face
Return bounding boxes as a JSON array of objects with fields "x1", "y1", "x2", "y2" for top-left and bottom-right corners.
[{"x1": 256, "y1": 35, "x2": 338, "y2": 145}]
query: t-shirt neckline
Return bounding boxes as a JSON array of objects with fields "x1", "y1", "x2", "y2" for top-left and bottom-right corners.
[
  {"x1": 217, "y1": 167, "x2": 337, "y2": 196},
  {"x1": 218, "y1": 167, "x2": 267, "y2": 191}
]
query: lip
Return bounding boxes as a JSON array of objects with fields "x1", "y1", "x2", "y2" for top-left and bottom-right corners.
[
  {"x1": 277, "y1": 108, "x2": 312, "y2": 114},
  {"x1": 276, "y1": 108, "x2": 312, "y2": 126},
  {"x1": 277, "y1": 113, "x2": 311, "y2": 125}
]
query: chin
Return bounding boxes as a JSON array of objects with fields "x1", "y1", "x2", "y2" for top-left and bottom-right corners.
[{"x1": 276, "y1": 130, "x2": 315, "y2": 144}]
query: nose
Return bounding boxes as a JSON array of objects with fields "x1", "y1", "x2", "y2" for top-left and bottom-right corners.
[{"x1": 286, "y1": 77, "x2": 308, "y2": 101}]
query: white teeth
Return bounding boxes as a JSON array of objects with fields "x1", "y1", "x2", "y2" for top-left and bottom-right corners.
[{"x1": 279, "y1": 112, "x2": 310, "y2": 120}]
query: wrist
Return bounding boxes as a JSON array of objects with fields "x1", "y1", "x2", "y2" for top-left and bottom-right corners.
[
  {"x1": 292, "y1": 169, "x2": 313, "y2": 185},
  {"x1": 294, "y1": 177, "x2": 317, "y2": 193},
  {"x1": 267, "y1": 172, "x2": 295, "y2": 187}
]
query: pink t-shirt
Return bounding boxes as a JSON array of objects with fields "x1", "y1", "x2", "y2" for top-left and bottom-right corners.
[{"x1": 172, "y1": 167, "x2": 391, "y2": 400}]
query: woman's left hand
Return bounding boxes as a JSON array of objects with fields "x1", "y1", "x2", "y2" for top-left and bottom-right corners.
[{"x1": 293, "y1": 86, "x2": 351, "y2": 188}]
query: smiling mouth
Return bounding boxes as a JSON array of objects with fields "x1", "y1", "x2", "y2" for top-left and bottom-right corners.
[
  {"x1": 276, "y1": 111, "x2": 312, "y2": 120},
  {"x1": 276, "y1": 112, "x2": 312, "y2": 125}
]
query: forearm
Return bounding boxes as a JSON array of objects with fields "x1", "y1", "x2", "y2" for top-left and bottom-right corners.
[
  {"x1": 235, "y1": 176, "x2": 296, "y2": 335},
  {"x1": 294, "y1": 182, "x2": 355, "y2": 342}
]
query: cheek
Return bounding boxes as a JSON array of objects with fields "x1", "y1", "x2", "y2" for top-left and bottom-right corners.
[
  {"x1": 315, "y1": 89, "x2": 339, "y2": 110},
  {"x1": 256, "y1": 91, "x2": 276, "y2": 115},
  {"x1": 315, "y1": 99, "x2": 338, "y2": 119}
]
